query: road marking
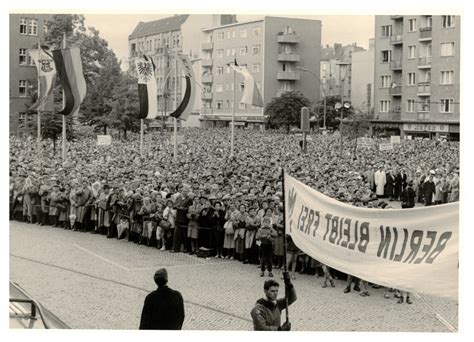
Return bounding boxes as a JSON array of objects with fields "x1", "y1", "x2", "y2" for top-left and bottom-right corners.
[
  {"x1": 73, "y1": 244, "x2": 129, "y2": 271},
  {"x1": 413, "y1": 293, "x2": 457, "y2": 332}
]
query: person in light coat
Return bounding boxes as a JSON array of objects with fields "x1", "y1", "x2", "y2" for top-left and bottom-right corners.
[{"x1": 374, "y1": 165, "x2": 387, "y2": 197}]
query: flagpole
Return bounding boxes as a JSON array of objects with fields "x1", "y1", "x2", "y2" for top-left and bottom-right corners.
[
  {"x1": 173, "y1": 54, "x2": 178, "y2": 161},
  {"x1": 37, "y1": 40, "x2": 41, "y2": 154},
  {"x1": 231, "y1": 59, "x2": 236, "y2": 157},
  {"x1": 140, "y1": 119, "x2": 144, "y2": 157},
  {"x1": 281, "y1": 168, "x2": 290, "y2": 324},
  {"x1": 61, "y1": 32, "x2": 67, "y2": 165}
]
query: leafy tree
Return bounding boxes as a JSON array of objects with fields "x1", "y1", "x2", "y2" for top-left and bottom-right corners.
[
  {"x1": 265, "y1": 91, "x2": 314, "y2": 133},
  {"x1": 315, "y1": 95, "x2": 354, "y2": 130}
]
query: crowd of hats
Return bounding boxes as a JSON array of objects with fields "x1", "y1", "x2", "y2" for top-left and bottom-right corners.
[{"x1": 9, "y1": 128, "x2": 460, "y2": 208}]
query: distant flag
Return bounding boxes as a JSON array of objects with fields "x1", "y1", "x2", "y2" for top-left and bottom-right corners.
[
  {"x1": 229, "y1": 58, "x2": 263, "y2": 107},
  {"x1": 52, "y1": 47, "x2": 87, "y2": 115},
  {"x1": 135, "y1": 55, "x2": 158, "y2": 119},
  {"x1": 170, "y1": 54, "x2": 196, "y2": 121},
  {"x1": 27, "y1": 45, "x2": 56, "y2": 111}
]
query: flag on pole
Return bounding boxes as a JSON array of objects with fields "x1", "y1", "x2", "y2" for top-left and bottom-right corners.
[
  {"x1": 52, "y1": 47, "x2": 87, "y2": 115},
  {"x1": 135, "y1": 55, "x2": 158, "y2": 119},
  {"x1": 229, "y1": 59, "x2": 263, "y2": 107},
  {"x1": 169, "y1": 54, "x2": 196, "y2": 121},
  {"x1": 27, "y1": 45, "x2": 56, "y2": 111}
]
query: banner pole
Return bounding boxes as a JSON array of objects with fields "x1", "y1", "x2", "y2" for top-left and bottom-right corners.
[
  {"x1": 61, "y1": 32, "x2": 67, "y2": 165},
  {"x1": 173, "y1": 55, "x2": 178, "y2": 161},
  {"x1": 231, "y1": 59, "x2": 236, "y2": 157},
  {"x1": 36, "y1": 39, "x2": 41, "y2": 155},
  {"x1": 140, "y1": 119, "x2": 144, "y2": 157},
  {"x1": 281, "y1": 168, "x2": 289, "y2": 324}
]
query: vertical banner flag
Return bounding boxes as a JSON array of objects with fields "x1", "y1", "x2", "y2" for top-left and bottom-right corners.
[
  {"x1": 284, "y1": 173, "x2": 458, "y2": 299},
  {"x1": 229, "y1": 59, "x2": 263, "y2": 107},
  {"x1": 170, "y1": 54, "x2": 196, "y2": 121},
  {"x1": 27, "y1": 46, "x2": 56, "y2": 111},
  {"x1": 136, "y1": 55, "x2": 158, "y2": 119},
  {"x1": 52, "y1": 47, "x2": 87, "y2": 115}
]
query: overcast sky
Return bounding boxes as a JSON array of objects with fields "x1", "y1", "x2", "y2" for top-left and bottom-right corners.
[{"x1": 83, "y1": 14, "x2": 374, "y2": 65}]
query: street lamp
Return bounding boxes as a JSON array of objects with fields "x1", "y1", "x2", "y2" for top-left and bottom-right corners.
[
  {"x1": 335, "y1": 101, "x2": 351, "y2": 157},
  {"x1": 296, "y1": 66, "x2": 327, "y2": 130}
]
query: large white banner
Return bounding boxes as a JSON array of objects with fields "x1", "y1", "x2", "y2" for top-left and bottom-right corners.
[{"x1": 284, "y1": 173, "x2": 458, "y2": 300}]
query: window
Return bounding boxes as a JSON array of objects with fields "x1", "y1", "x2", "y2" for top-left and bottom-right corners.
[
  {"x1": 426, "y1": 43, "x2": 432, "y2": 57},
  {"x1": 408, "y1": 19, "x2": 417, "y2": 32},
  {"x1": 19, "y1": 49, "x2": 27, "y2": 65},
  {"x1": 407, "y1": 72, "x2": 416, "y2": 85},
  {"x1": 440, "y1": 99, "x2": 454, "y2": 113},
  {"x1": 240, "y1": 46, "x2": 247, "y2": 56},
  {"x1": 216, "y1": 101, "x2": 223, "y2": 110},
  {"x1": 440, "y1": 70, "x2": 454, "y2": 84},
  {"x1": 408, "y1": 46, "x2": 416, "y2": 59},
  {"x1": 19, "y1": 80, "x2": 27, "y2": 97},
  {"x1": 380, "y1": 100, "x2": 390, "y2": 112},
  {"x1": 440, "y1": 42, "x2": 455, "y2": 56},
  {"x1": 407, "y1": 99, "x2": 415, "y2": 113},
  {"x1": 231, "y1": 48, "x2": 236, "y2": 56},
  {"x1": 253, "y1": 27, "x2": 260, "y2": 36},
  {"x1": 381, "y1": 25, "x2": 392, "y2": 37},
  {"x1": 217, "y1": 32, "x2": 224, "y2": 41},
  {"x1": 381, "y1": 50, "x2": 391, "y2": 63},
  {"x1": 227, "y1": 31, "x2": 231, "y2": 39},
  {"x1": 240, "y1": 29, "x2": 247, "y2": 38},
  {"x1": 421, "y1": 71, "x2": 431, "y2": 83},
  {"x1": 27, "y1": 53, "x2": 35, "y2": 66},
  {"x1": 226, "y1": 66, "x2": 230, "y2": 74},
  {"x1": 216, "y1": 67, "x2": 224, "y2": 75},
  {"x1": 442, "y1": 15, "x2": 455, "y2": 28},
  {"x1": 20, "y1": 18, "x2": 27, "y2": 35},
  {"x1": 216, "y1": 84, "x2": 223, "y2": 92},
  {"x1": 232, "y1": 30, "x2": 236, "y2": 38},
  {"x1": 253, "y1": 63, "x2": 260, "y2": 73},
  {"x1": 28, "y1": 19, "x2": 38, "y2": 35},
  {"x1": 253, "y1": 45, "x2": 261, "y2": 54},
  {"x1": 216, "y1": 49, "x2": 224, "y2": 58},
  {"x1": 426, "y1": 16, "x2": 432, "y2": 28},
  {"x1": 226, "y1": 48, "x2": 231, "y2": 56},
  {"x1": 239, "y1": 102, "x2": 247, "y2": 109},
  {"x1": 381, "y1": 75, "x2": 391, "y2": 88}
]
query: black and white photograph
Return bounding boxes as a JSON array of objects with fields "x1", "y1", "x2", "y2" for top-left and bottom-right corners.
[{"x1": 5, "y1": 0, "x2": 468, "y2": 337}]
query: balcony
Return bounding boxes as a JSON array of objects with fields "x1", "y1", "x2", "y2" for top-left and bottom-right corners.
[
  {"x1": 419, "y1": 27, "x2": 432, "y2": 41},
  {"x1": 390, "y1": 59, "x2": 403, "y2": 70},
  {"x1": 201, "y1": 108, "x2": 213, "y2": 115},
  {"x1": 277, "y1": 32, "x2": 301, "y2": 44},
  {"x1": 418, "y1": 56, "x2": 432, "y2": 68},
  {"x1": 277, "y1": 53, "x2": 301, "y2": 62},
  {"x1": 391, "y1": 15, "x2": 403, "y2": 20},
  {"x1": 201, "y1": 92, "x2": 213, "y2": 100},
  {"x1": 201, "y1": 42, "x2": 213, "y2": 51},
  {"x1": 417, "y1": 82, "x2": 431, "y2": 96},
  {"x1": 389, "y1": 85, "x2": 402, "y2": 96},
  {"x1": 202, "y1": 59, "x2": 213, "y2": 67},
  {"x1": 390, "y1": 34, "x2": 403, "y2": 45},
  {"x1": 201, "y1": 74, "x2": 213, "y2": 83},
  {"x1": 277, "y1": 71, "x2": 301, "y2": 80},
  {"x1": 417, "y1": 112, "x2": 431, "y2": 120}
]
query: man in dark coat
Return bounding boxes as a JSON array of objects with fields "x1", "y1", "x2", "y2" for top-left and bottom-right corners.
[
  {"x1": 401, "y1": 181, "x2": 416, "y2": 208},
  {"x1": 172, "y1": 186, "x2": 193, "y2": 253},
  {"x1": 139, "y1": 268, "x2": 185, "y2": 330},
  {"x1": 423, "y1": 174, "x2": 436, "y2": 206}
]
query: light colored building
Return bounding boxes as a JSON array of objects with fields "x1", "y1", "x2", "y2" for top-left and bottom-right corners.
[
  {"x1": 128, "y1": 15, "x2": 237, "y2": 129},
  {"x1": 9, "y1": 14, "x2": 52, "y2": 135},
  {"x1": 351, "y1": 39, "x2": 375, "y2": 114},
  {"x1": 372, "y1": 15, "x2": 460, "y2": 140},
  {"x1": 319, "y1": 43, "x2": 365, "y2": 103},
  {"x1": 199, "y1": 16, "x2": 321, "y2": 128}
]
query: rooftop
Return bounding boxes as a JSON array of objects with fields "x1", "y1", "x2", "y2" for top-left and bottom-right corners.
[{"x1": 128, "y1": 15, "x2": 189, "y2": 39}]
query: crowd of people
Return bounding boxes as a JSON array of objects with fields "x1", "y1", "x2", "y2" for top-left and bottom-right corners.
[{"x1": 9, "y1": 127, "x2": 460, "y2": 302}]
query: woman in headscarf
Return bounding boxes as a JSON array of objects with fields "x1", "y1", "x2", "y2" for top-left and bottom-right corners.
[
  {"x1": 233, "y1": 203, "x2": 248, "y2": 262},
  {"x1": 186, "y1": 196, "x2": 201, "y2": 254}
]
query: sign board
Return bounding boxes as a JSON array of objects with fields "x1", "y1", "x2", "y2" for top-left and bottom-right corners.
[
  {"x1": 379, "y1": 142, "x2": 393, "y2": 151},
  {"x1": 358, "y1": 137, "x2": 373, "y2": 149},
  {"x1": 403, "y1": 123, "x2": 449, "y2": 133},
  {"x1": 97, "y1": 135, "x2": 112, "y2": 146},
  {"x1": 306, "y1": 136, "x2": 313, "y2": 141},
  {"x1": 301, "y1": 107, "x2": 310, "y2": 132},
  {"x1": 390, "y1": 136, "x2": 401, "y2": 144}
]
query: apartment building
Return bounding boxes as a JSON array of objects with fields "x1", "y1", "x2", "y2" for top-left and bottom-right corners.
[
  {"x1": 128, "y1": 14, "x2": 237, "y2": 129},
  {"x1": 351, "y1": 39, "x2": 375, "y2": 114},
  {"x1": 320, "y1": 43, "x2": 365, "y2": 103},
  {"x1": 199, "y1": 16, "x2": 321, "y2": 128},
  {"x1": 372, "y1": 15, "x2": 460, "y2": 140},
  {"x1": 9, "y1": 14, "x2": 52, "y2": 135}
]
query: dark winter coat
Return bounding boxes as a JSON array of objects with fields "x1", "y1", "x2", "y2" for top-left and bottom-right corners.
[{"x1": 139, "y1": 286, "x2": 185, "y2": 330}]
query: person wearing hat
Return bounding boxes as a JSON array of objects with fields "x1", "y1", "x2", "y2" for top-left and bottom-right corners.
[
  {"x1": 401, "y1": 181, "x2": 416, "y2": 209},
  {"x1": 422, "y1": 174, "x2": 436, "y2": 206},
  {"x1": 374, "y1": 165, "x2": 386, "y2": 198},
  {"x1": 139, "y1": 268, "x2": 185, "y2": 330}
]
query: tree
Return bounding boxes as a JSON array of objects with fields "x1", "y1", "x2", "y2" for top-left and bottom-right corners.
[
  {"x1": 264, "y1": 91, "x2": 314, "y2": 133},
  {"x1": 315, "y1": 95, "x2": 354, "y2": 130}
]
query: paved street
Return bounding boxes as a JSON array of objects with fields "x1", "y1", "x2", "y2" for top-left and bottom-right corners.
[{"x1": 10, "y1": 221, "x2": 458, "y2": 331}]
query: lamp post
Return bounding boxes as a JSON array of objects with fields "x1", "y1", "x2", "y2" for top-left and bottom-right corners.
[{"x1": 296, "y1": 66, "x2": 326, "y2": 130}]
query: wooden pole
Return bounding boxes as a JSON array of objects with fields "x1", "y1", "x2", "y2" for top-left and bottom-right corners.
[
  {"x1": 140, "y1": 119, "x2": 144, "y2": 157},
  {"x1": 61, "y1": 33, "x2": 67, "y2": 165},
  {"x1": 173, "y1": 55, "x2": 178, "y2": 161},
  {"x1": 231, "y1": 60, "x2": 236, "y2": 157},
  {"x1": 281, "y1": 168, "x2": 289, "y2": 324},
  {"x1": 36, "y1": 39, "x2": 41, "y2": 154}
]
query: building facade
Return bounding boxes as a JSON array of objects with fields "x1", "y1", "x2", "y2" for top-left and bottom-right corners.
[
  {"x1": 372, "y1": 15, "x2": 460, "y2": 140},
  {"x1": 319, "y1": 43, "x2": 365, "y2": 104},
  {"x1": 199, "y1": 16, "x2": 321, "y2": 128},
  {"x1": 128, "y1": 15, "x2": 237, "y2": 129},
  {"x1": 351, "y1": 39, "x2": 375, "y2": 114},
  {"x1": 9, "y1": 14, "x2": 52, "y2": 135}
]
